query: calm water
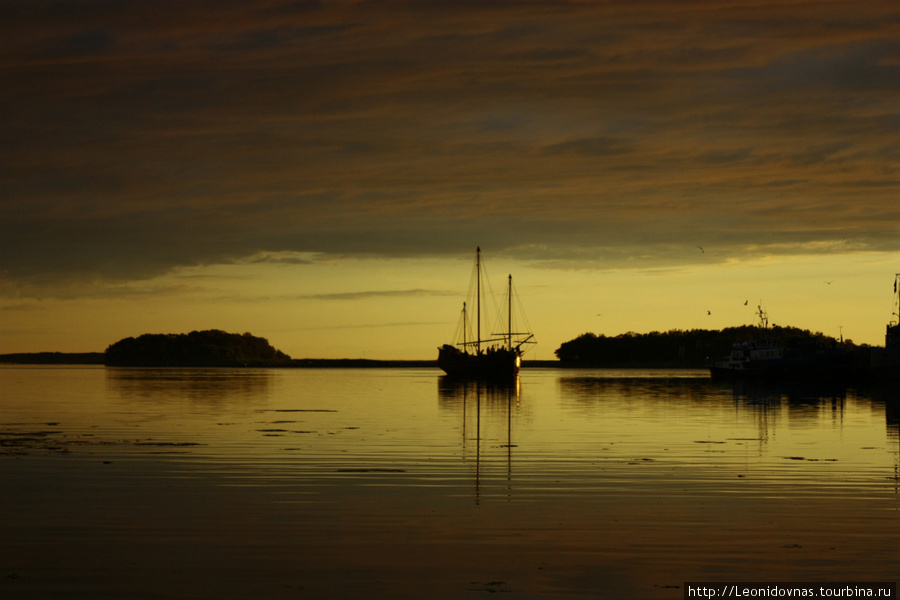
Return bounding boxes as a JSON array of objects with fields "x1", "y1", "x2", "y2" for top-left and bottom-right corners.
[{"x1": 1, "y1": 366, "x2": 897, "y2": 599}]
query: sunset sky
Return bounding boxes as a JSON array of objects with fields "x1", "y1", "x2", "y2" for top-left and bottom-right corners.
[{"x1": 2, "y1": 0, "x2": 898, "y2": 359}]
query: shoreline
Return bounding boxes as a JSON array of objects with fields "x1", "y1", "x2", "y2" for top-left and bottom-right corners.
[{"x1": 0, "y1": 352, "x2": 710, "y2": 369}]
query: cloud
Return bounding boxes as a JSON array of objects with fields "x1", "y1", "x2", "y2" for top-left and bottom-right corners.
[
  {"x1": 294, "y1": 320, "x2": 447, "y2": 331},
  {"x1": 299, "y1": 289, "x2": 455, "y2": 301},
  {"x1": 542, "y1": 137, "x2": 633, "y2": 157},
  {"x1": 2, "y1": 0, "x2": 898, "y2": 294},
  {"x1": 240, "y1": 251, "x2": 320, "y2": 266}
]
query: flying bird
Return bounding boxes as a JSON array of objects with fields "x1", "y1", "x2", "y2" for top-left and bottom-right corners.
[
  {"x1": 697, "y1": 246, "x2": 704, "y2": 253},
  {"x1": 707, "y1": 310, "x2": 712, "y2": 315},
  {"x1": 744, "y1": 300, "x2": 749, "y2": 305},
  {"x1": 824, "y1": 281, "x2": 832, "y2": 285}
]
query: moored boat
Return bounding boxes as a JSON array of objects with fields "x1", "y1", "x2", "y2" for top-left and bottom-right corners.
[
  {"x1": 868, "y1": 273, "x2": 900, "y2": 381},
  {"x1": 708, "y1": 337, "x2": 786, "y2": 379},
  {"x1": 709, "y1": 306, "x2": 786, "y2": 379},
  {"x1": 437, "y1": 248, "x2": 534, "y2": 379},
  {"x1": 709, "y1": 305, "x2": 850, "y2": 381},
  {"x1": 886, "y1": 273, "x2": 900, "y2": 351}
]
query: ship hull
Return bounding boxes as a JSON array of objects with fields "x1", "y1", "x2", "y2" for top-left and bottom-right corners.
[
  {"x1": 710, "y1": 350, "x2": 852, "y2": 382},
  {"x1": 709, "y1": 363, "x2": 776, "y2": 380},
  {"x1": 437, "y1": 345, "x2": 521, "y2": 379}
]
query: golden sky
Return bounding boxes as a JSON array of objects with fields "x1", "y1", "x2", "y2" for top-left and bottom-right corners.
[{"x1": 1, "y1": 0, "x2": 898, "y2": 358}]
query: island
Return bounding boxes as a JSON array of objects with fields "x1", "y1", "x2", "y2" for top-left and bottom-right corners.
[
  {"x1": 0, "y1": 325, "x2": 879, "y2": 372},
  {"x1": 553, "y1": 325, "x2": 864, "y2": 368},
  {"x1": 104, "y1": 330, "x2": 294, "y2": 367}
]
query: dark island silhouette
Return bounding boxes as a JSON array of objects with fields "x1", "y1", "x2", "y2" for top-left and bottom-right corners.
[
  {"x1": 0, "y1": 351, "x2": 105, "y2": 365},
  {"x1": 554, "y1": 325, "x2": 861, "y2": 368},
  {"x1": 104, "y1": 330, "x2": 294, "y2": 367},
  {"x1": 0, "y1": 325, "x2": 878, "y2": 370}
]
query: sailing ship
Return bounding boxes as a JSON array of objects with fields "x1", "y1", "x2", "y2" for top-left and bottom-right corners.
[{"x1": 438, "y1": 247, "x2": 534, "y2": 378}]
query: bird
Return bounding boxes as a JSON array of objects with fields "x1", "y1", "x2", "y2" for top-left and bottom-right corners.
[
  {"x1": 824, "y1": 281, "x2": 832, "y2": 285},
  {"x1": 697, "y1": 245, "x2": 704, "y2": 253},
  {"x1": 744, "y1": 300, "x2": 748, "y2": 305},
  {"x1": 707, "y1": 310, "x2": 712, "y2": 315}
]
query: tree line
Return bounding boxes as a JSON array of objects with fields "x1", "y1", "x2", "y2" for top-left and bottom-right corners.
[
  {"x1": 104, "y1": 330, "x2": 293, "y2": 367},
  {"x1": 554, "y1": 325, "x2": 858, "y2": 367}
]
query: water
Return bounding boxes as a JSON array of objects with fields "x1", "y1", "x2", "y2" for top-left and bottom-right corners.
[{"x1": 1, "y1": 366, "x2": 897, "y2": 599}]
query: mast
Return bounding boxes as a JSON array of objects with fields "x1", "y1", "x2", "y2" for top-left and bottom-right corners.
[
  {"x1": 887, "y1": 273, "x2": 900, "y2": 349},
  {"x1": 508, "y1": 274, "x2": 513, "y2": 351},
  {"x1": 462, "y1": 302, "x2": 467, "y2": 349},
  {"x1": 476, "y1": 247, "x2": 481, "y2": 354},
  {"x1": 894, "y1": 273, "x2": 900, "y2": 322}
]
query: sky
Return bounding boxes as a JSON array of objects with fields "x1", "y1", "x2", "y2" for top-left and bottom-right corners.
[{"x1": 1, "y1": 0, "x2": 899, "y2": 360}]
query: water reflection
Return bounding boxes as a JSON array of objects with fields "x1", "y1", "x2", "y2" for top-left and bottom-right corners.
[
  {"x1": 558, "y1": 373, "x2": 899, "y2": 435},
  {"x1": 434, "y1": 374, "x2": 900, "y2": 499},
  {"x1": 887, "y1": 398, "x2": 900, "y2": 441},
  {"x1": 437, "y1": 376, "x2": 520, "y2": 408},
  {"x1": 4, "y1": 366, "x2": 899, "y2": 598},
  {"x1": 548, "y1": 373, "x2": 898, "y2": 500},
  {"x1": 106, "y1": 367, "x2": 272, "y2": 406},
  {"x1": 559, "y1": 375, "x2": 717, "y2": 403},
  {"x1": 722, "y1": 378, "x2": 847, "y2": 403},
  {"x1": 437, "y1": 377, "x2": 520, "y2": 503},
  {"x1": 723, "y1": 380, "x2": 899, "y2": 463}
]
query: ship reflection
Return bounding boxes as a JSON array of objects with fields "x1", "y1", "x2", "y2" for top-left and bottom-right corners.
[
  {"x1": 718, "y1": 379, "x2": 899, "y2": 492},
  {"x1": 437, "y1": 377, "x2": 520, "y2": 504},
  {"x1": 556, "y1": 374, "x2": 898, "y2": 492},
  {"x1": 716, "y1": 378, "x2": 848, "y2": 404}
]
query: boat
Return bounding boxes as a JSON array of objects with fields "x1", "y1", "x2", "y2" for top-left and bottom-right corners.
[
  {"x1": 710, "y1": 305, "x2": 852, "y2": 381},
  {"x1": 886, "y1": 273, "x2": 900, "y2": 351},
  {"x1": 438, "y1": 247, "x2": 534, "y2": 378},
  {"x1": 709, "y1": 306, "x2": 786, "y2": 379},
  {"x1": 868, "y1": 273, "x2": 900, "y2": 381}
]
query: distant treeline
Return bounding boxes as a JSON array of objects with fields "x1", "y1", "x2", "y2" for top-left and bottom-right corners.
[
  {"x1": 0, "y1": 352, "x2": 104, "y2": 365},
  {"x1": 104, "y1": 330, "x2": 293, "y2": 367},
  {"x1": 2, "y1": 326, "x2": 870, "y2": 370},
  {"x1": 554, "y1": 325, "x2": 860, "y2": 368},
  {"x1": 291, "y1": 358, "x2": 437, "y2": 368}
]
